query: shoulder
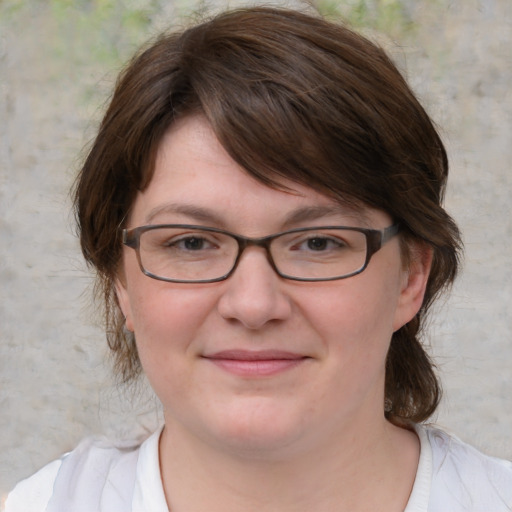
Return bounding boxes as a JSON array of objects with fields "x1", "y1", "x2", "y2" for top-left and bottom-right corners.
[
  {"x1": 423, "y1": 425, "x2": 512, "y2": 511},
  {"x1": 4, "y1": 434, "x2": 149, "y2": 512}
]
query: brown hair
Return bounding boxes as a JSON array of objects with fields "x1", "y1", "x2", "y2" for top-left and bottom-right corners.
[{"x1": 74, "y1": 7, "x2": 462, "y2": 424}]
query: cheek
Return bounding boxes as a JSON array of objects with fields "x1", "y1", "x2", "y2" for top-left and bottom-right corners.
[
  {"x1": 300, "y1": 274, "x2": 402, "y2": 382},
  {"x1": 310, "y1": 283, "x2": 398, "y2": 344},
  {"x1": 128, "y1": 282, "x2": 218, "y2": 362},
  {"x1": 128, "y1": 284, "x2": 222, "y2": 407}
]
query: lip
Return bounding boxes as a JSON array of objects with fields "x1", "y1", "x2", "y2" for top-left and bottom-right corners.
[{"x1": 202, "y1": 350, "x2": 310, "y2": 377}]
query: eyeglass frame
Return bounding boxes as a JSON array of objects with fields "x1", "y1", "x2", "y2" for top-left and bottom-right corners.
[{"x1": 121, "y1": 223, "x2": 401, "y2": 283}]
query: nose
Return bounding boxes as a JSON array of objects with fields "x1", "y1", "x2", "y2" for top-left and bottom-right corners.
[{"x1": 217, "y1": 247, "x2": 292, "y2": 330}]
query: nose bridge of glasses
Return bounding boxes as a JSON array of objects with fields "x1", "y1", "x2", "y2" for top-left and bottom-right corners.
[{"x1": 232, "y1": 234, "x2": 278, "y2": 272}]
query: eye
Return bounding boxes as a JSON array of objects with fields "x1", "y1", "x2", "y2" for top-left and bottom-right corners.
[
  {"x1": 305, "y1": 237, "x2": 338, "y2": 251},
  {"x1": 168, "y1": 235, "x2": 216, "y2": 251},
  {"x1": 293, "y1": 235, "x2": 346, "y2": 252}
]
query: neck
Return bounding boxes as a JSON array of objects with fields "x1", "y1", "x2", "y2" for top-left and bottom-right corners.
[{"x1": 158, "y1": 413, "x2": 420, "y2": 512}]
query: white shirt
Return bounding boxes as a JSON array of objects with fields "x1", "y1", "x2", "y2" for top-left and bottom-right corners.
[{"x1": 5, "y1": 425, "x2": 512, "y2": 511}]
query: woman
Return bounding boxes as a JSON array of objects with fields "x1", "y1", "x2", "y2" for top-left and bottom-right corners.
[{"x1": 6, "y1": 7, "x2": 512, "y2": 512}]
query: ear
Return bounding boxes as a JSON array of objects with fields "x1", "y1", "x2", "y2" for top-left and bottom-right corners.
[
  {"x1": 115, "y1": 276, "x2": 135, "y2": 332},
  {"x1": 392, "y1": 243, "x2": 433, "y2": 332}
]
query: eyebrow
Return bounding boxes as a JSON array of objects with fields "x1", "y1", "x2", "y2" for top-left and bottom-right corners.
[
  {"x1": 281, "y1": 205, "x2": 368, "y2": 227},
  {"x1": 145, "y1": 203, "x2": 226, "y2": 225},
  {"x1": 144, "y1": 202, "x2": 368, "y2": 228}
]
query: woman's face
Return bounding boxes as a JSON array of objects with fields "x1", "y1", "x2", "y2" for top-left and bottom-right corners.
[{"x1": 116, "y1": 116, "x2": 429, "y2": 456}]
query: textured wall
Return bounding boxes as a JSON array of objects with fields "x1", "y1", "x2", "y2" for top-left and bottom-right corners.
[{"x1": 1, "y1": 0, "x2": 511, "y2": 497}]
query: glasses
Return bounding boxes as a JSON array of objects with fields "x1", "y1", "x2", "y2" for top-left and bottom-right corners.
[{"x1": 122, "y1": 223, "x2": 400, "y2": 283}]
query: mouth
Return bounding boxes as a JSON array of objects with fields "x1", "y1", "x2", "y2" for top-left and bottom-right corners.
[{"x1": 201, "y1": 350, "x2": 310, "y2": 377}]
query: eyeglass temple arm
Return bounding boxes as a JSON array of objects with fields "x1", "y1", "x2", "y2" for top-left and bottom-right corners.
[
  {"x1": 381, "y1": 223, "x2": 400, "y2": 245},
  {"x1": 122, "y1": 228, "x2": 140, "y2": 249}
]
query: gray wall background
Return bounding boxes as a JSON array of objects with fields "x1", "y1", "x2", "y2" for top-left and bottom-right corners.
[{"x1": 1, "y1": 0, "x2": 511, "y2": 498}]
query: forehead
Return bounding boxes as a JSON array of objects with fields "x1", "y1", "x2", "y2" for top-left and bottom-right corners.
[{"x1": 129, "y1": 116, "x2": 389, "y2": 231}]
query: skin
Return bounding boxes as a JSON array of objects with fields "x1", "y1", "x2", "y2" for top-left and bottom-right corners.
[{"x1": 116, "y1": 115, "x2": 432, "y2": 512}]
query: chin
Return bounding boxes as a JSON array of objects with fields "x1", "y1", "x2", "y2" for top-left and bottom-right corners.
[{"x1": 203, "y1": 399, "x2": 310, "y2": 457}]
